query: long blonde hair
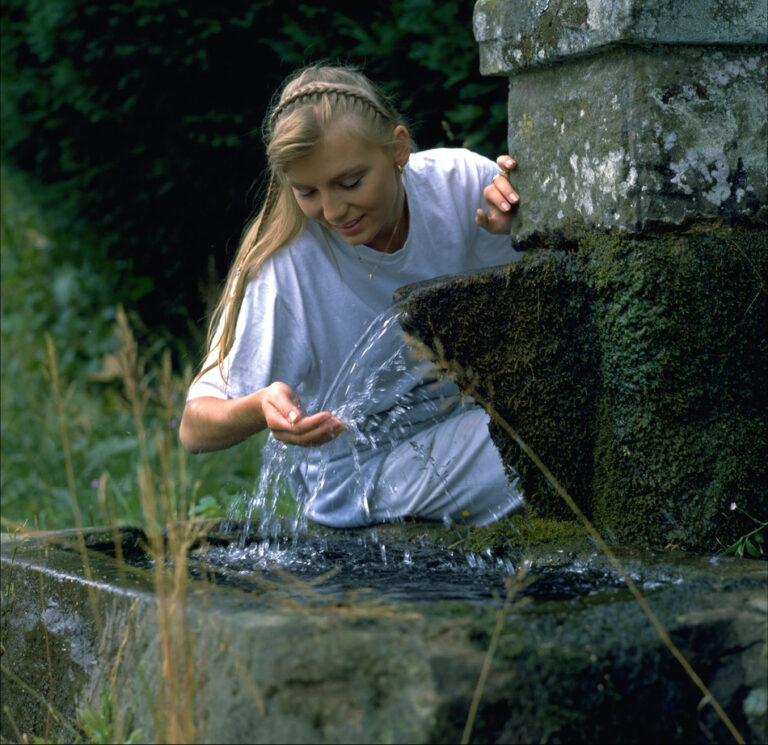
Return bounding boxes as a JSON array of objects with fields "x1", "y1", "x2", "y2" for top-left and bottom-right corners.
[{"x1": 197, "y1": 65, "x2": 408, "y2": 379}]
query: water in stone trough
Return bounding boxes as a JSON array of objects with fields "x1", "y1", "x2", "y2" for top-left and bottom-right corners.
[
  {"x1": 178, "y1": 525, "x2": 691, "y2": 608},
  {"x1": 160, "y1": 305, "x2": 695, "y2": 609},
  {"x1": 184, "y1": 304, "x2": 520, "y2": 604}
]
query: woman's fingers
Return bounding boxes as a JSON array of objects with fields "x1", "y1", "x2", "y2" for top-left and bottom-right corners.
[
  {"x1": 492, "y1": 174, "x2": 519, "y2": 211},
  {"x1": 476, "y1": 183, "x2": 518, "y2": 232},
  {"x1": 492, "y1": 156, "x2": 519, "y2": 209},
  {"x1": 276, "y1": 412, "x2": 345, "y2": 446},
  {"x1": 476, "y1": 155, "x2": 519, "y2": 233},
  {"x1": 496, "y1": 155, "x2": 516, "y2": 175}
]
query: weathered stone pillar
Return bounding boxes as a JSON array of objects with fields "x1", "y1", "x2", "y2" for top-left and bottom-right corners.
[
  {"x1": 400, "y1": 0, "x2": 767, "y2": 550},
  {"x1": 474, "y1": 0, "x2": 767, "y2": 243}
]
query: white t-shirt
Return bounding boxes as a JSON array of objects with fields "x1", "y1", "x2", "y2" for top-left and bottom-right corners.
[{"x1": 189, "y1": 148, "x2": 523, "y2": 526}]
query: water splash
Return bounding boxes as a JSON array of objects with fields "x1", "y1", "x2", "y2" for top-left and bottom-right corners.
[{"x1": 231, "y1": 304, "x2": 468, "y2": 539}]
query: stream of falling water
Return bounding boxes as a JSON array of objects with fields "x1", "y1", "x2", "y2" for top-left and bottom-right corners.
[{"x1": 234, "y1": 303, "x2": 471, "y2": 537}]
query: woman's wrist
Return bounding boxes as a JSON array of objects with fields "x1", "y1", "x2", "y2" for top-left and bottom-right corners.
[{"x1": 180, "y1": 392, "x2": 266, "y2": 453}]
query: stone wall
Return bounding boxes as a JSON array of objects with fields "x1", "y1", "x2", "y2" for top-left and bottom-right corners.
[{"x1": 3, "y1": 528, "x2": 767, "y2": 743}]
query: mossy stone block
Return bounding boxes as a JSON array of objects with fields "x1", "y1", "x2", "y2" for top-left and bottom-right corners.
[
  {"x1": 582, "y1": 226, "x2": 767, "y2": 549},
  {"x1": 401, "y1": 251, "x2": 602, "y2": 523},
  {"x1": 398, "y1": 224, "x2": 767, "y2": 551}
]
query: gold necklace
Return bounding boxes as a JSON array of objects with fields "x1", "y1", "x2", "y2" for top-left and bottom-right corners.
[{"x1": 353, "y1": 192, "x2": 405, "y2": 279}]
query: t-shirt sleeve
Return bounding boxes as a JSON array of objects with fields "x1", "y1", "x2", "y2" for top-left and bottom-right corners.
[{"x1": 187, "y1": 267, "x2": 311, "y2": 401}]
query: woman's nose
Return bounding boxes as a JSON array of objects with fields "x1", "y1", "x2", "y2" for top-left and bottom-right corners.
[{"x1": 321, "y1": 192, "x2": 347, "y2": 223}]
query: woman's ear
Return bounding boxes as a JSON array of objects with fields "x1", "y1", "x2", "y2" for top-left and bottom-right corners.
[{"x1": 392, "y1": 125, "x2": 411, "y2": 167}]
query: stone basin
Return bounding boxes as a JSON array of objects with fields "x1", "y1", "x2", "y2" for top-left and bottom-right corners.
[{"x1": 2, "y1": 522, "x2": 766, "y2": 744}]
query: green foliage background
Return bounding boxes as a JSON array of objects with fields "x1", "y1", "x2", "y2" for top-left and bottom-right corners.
[{"x1": 1, "y1": 0, "x2": 507, "y2": 352}]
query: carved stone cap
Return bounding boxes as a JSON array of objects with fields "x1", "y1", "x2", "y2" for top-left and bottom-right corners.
[{"x1": 474, "y1": 0, "x2": 768, "y2": 75}]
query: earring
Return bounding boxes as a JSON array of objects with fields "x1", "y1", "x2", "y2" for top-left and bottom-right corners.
[{"x1": 396, "y1": 163, "x2": 404, "y2": 174}]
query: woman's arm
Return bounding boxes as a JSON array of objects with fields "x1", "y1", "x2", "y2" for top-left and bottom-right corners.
[{"x1": 179, "y1": 381, "x2": 344, "y2": 453}]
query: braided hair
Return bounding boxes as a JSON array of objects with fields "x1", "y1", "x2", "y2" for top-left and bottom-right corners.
[
  {"x1": 267, "y1": 82, "x2": 398, "y2": 136},
  {"x1": 196, "y1": 65, "x2": 408, "y2": 380}
]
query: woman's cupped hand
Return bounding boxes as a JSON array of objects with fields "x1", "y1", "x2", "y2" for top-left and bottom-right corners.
[{"x1": 262, "y1": 381, "x2": 345, "y2": 446}]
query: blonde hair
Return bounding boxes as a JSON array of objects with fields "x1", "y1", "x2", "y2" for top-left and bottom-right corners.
[{"x1": 197, "y1": 65, "x2": 408, "y2": 379}]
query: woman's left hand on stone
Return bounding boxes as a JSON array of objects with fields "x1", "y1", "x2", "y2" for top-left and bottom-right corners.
[{"x1": 475, "y1": 155, "x2": 518, "y2": 234}]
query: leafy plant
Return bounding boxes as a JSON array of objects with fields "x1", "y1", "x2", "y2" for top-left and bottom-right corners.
[
  {"x1": 76, "y1": 691, "x2": 143, "y2": 745},
  {"x1": 723, "y1": 502, "x2": 767, "y2": 559},
  {"x1": 188, "y1": 494, "x2": 228, "y2": 520}
]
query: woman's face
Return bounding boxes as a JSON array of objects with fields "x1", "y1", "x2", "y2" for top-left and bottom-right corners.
[{"x1": 284, "y1": 121, "x2": 410, "y2": 253}]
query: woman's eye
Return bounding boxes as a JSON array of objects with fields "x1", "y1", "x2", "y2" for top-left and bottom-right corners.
[
  {"x1": 297, "y1": 189, "x2": 315, "y2": 199},
  {"x1": 341, "y1": 177, "x2": 362, "y2": 190}
]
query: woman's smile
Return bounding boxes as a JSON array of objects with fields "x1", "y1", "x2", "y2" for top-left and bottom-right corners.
[{"x1": 333, "y1": 215, "x2": 366, "y2": 234}]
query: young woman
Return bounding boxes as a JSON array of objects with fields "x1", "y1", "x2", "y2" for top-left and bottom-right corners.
[{"x1": 180, "y1": 64, "x2": 524, "y2": 527}]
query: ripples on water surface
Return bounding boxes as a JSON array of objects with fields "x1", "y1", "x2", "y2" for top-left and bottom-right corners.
[{"x1": 181, "y1": 529, "x2": 656, "y2": 606}]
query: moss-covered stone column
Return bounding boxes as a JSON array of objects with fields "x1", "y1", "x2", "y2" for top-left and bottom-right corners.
[{"x1": 399, "y1": 1, "x2": 767, "y2": 551}]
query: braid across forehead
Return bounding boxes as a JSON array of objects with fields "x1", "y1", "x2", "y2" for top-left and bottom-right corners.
[
  {"x1": 268, "y1": 82, "x2": 396, "y2": 135},
  {"x1": 264, "y1": 65, "x2": 404, "y2": 149}
]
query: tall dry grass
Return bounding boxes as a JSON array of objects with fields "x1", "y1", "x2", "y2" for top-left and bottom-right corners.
[{"x1": 6, "y1": 313, "x2": 208, "y2": 743}]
